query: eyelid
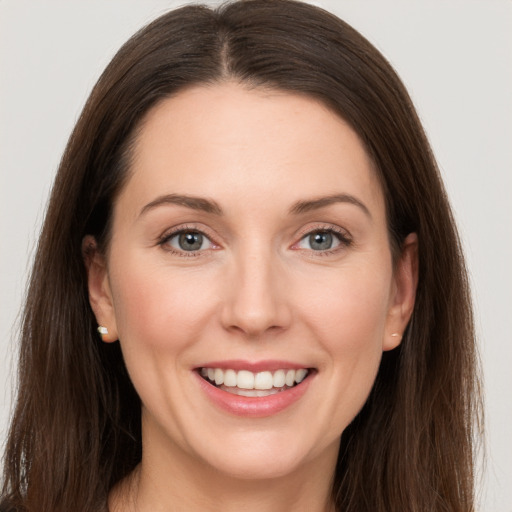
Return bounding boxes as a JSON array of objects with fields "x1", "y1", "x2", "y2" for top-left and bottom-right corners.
[
  {"x1": 291, "y1": 223, "x2": 353, "y2": 253},
  {"x1": 295, "y1": 223, "x2": 352, "y2": 241},
  {"x1": 156, "y1": 222, "x2": 351, "y2": 256},
  {"x1": 157, "y1": 223, "x2": 221, "y2": 255}
]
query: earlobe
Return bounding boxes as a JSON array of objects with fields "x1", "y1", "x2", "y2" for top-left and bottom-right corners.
[
  {"x1": 383, "y1": 233, "x2": 419, "y2": 351},
  {"x1": 82, "y1": 235, "x2": 118, "y2": 342}
]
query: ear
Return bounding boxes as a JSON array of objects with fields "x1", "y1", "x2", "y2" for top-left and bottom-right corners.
[
  {"x1": 383, "y1": 233, "x2": 418, "y2": 351},
  {"x1": 82, "y1": 235, "x2": 118, "y2": 342}
]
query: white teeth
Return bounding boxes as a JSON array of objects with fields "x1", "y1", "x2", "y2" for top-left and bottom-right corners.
[
  {"x1": 200, "y1": 367, "x2": 310, "y2": 391},
  {"x1": 214, "y1": 368, "x2": 224, "y2": 386},
  {"x1": 254, "y1": 371, "x2": 273, "y2": 390},
  {"x1": 273, "y1": 369, "x2": 286, "y2": 388},
  {"x1": 223, "y1": 387, "x2": 281, "y2": 397},
  {"x1": 224, "y1": 369, "x2": 237, "y2": 387},
  {"x1": 295, "y1": 368, "x2": 308, "y2": 384},
  {"x1": 237, "y1": 370, "x2": 255, "y2": 389}
]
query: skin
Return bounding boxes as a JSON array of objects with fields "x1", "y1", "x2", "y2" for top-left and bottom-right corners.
[{"x1": 85, "y1": 83, "x2": 418, "y2": 512}]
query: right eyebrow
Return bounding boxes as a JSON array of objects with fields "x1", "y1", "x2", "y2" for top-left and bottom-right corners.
[
  {"x1": 289, "y1": 193, "x2": 372, "y2": 219},
  {"x1": 139, "y1": 194, "x2": 223, "y2": 217}
]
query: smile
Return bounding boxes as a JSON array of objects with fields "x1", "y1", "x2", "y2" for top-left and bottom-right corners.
[
  {"x1": 194, "y1": 361, "x2": 315, "y2": 417},
  {"x1": 199, "y1": 367, "x2": 309, "y2": 397}
]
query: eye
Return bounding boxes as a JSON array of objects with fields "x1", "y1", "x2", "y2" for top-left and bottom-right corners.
[
  {"x1": 164, "y1": 230, "x2": 214, "y2": 252},
  {"x1": 296, "y1": 229, "x2": 349, "y2": 252}
]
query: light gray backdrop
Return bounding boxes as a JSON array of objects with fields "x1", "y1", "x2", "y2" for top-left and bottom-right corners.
[{"x1": 1, "y1": 1, "x2": 511, "y2": 510}]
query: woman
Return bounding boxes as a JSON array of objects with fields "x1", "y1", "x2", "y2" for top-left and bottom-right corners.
[{"x1": 1, "y1": 1, "x2": 482, "y2": 511}]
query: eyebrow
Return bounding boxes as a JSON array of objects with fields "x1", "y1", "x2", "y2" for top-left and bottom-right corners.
[
  {"x1": 289, "y1": 193, "x2": 371, "y2": 218},
  {"x1": 139, "y1": 194, "x2": 223, "y2": 217},
  {"x1": 139, "y1": 192, "x2": 371, "y2": 219}
]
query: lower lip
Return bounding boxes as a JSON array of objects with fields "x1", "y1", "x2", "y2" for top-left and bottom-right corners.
[{"x1": 194, "y1": 371, "x2": 313, "y2": 418}]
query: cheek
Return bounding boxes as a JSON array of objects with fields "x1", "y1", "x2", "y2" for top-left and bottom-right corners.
[
  {"x1": 107, "y1": 259, "x2": 221, "y2": 424},
  {"x1": 298, "y1": 262, "x2": 392, "y2": 405},
  {"x1": 304, "y1": 265, "x2": 391, "y2": 343},
  {"x1": 109, "y1": 257, "x2": 218, "y2": 355}
]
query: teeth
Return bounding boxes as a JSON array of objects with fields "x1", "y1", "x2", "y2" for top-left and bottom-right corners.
[
  {"x1": 237, "y1": 370, "x2": 254, "y2": 389},
  {"x1": 273, "y1": 369, "x2": 286, "y2": 388},
  {"x1": 254, "y1": 371, "x2": 273, "y2": 390},
  {"x1": 200, "y1": 367, "x2": 310, "y2": 390},
  {"x1": 224, "y1": 369, "x2": 237, "y2": 387},
  {"x1": 285, "y1": 369, "x2": 295, "y2": 387},
  {"x1": 295, "y1": 368, "x2": 308, "y2": 384},
  {"x1": 219, "y1": 386, "x2": 282, "y2": 397},
  {"x1": 214, "y1": 368, "x2": 224, "y2": 386}
]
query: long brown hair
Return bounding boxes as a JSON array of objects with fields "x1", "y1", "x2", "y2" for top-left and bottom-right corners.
[{"x1": 1, "y1": 1, "x2": 482, "y2": 510}]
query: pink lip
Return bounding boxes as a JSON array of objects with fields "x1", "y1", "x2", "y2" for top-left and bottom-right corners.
[
  {"x1": 196, "y1": 359, "x2": 308, "y2": 372},
  {"x1": 194, "y1": 368, "x2": 314, "y2": 418}
]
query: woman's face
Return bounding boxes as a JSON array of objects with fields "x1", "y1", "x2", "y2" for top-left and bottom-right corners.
[{"x1": 88, "y1": 83, "x2": 417, "y2": 481}]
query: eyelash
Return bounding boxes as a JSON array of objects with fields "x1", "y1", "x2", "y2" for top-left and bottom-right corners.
[
  {"x1": 158, "y1": 224, "x2": 218, "y2": 257},
  {"x1": 293, "y1": 225, "x2": 353, "y2": 256},
  {"x1": 157, "y1": 224, "x2": 352, "y2": 257}
]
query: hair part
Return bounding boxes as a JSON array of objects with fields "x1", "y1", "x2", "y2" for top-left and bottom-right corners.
[{"x1": 2, "y1": 1, "x2": 482, "y2": 511}]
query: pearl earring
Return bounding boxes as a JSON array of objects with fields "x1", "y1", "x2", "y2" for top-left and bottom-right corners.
[{"x1": 97, "y1": 325, "x2": 109, "y2": 336}]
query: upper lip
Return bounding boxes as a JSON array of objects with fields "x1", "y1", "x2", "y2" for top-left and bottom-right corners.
[{"x1": 195, "y1": 359, "x2": 312, "y2": 373}]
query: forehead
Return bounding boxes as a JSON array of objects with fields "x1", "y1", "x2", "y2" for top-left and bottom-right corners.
[{"x1": 118, "y1": 82, "x2": 385, "y2": 221}]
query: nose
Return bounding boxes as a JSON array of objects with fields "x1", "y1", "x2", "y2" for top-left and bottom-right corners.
[{"x1": 220, "y1": 246, "x2": 292, "y2": 339}]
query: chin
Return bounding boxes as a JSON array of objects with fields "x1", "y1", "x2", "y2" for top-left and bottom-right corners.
[
  {"x1": 205, "y1": 449, "x2": 307, "y2": 481},
  {"x1": 186, "y1": 427, "x2": 337, "y2": 483}
]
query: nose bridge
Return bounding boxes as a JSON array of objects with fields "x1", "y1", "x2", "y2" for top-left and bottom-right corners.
[{"x1": 221, "y1": 239, "x2": 290, "y2": 337}]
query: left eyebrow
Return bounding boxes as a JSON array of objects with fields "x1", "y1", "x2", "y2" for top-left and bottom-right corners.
[
  {"x1": 139, "y1": 193, "x2": 223, "y2": 217},
  {"x1": 289, "y1": 193, "x2": 372, "y2": 219}
]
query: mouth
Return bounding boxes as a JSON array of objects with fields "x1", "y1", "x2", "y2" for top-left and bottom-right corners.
[{"x1": 198, "y1": 367, "x2": 311, "y2": 397}]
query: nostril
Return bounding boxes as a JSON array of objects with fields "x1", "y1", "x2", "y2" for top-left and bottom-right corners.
[{"x1": 219, "y1": 264, "x2": 292, "y2": 336}]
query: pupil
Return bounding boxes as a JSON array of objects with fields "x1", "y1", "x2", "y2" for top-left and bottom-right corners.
[
  {"x1": 310, "y1": 232, "x2": 332, "y2": 250},
  {"x1": 179, "y1": 232, "x2": 203, "y2": 251}
]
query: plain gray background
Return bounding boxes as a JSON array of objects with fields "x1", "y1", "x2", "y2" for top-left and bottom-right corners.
[{"x1": 1, "y1": 1, "x2": 511, "y2": 510}]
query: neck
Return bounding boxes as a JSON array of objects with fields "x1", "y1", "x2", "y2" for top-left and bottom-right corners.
[{"x1": 109, "y1": 421, "x2": 339, "y2": 512}]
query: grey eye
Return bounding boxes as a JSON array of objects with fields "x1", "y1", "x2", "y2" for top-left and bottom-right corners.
[
  {"x1": 309, "y1": 231, "x2": 334, "y2": 250},
  {"x1": 296, "y1": 230, "x2": 342, "y2": 251},
  {"x1": 179, "y1": 232, "x2": 203, "y2": 251},
  {"x1": 167, "y1": 231, "x2": 211, "y2": 252}
]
